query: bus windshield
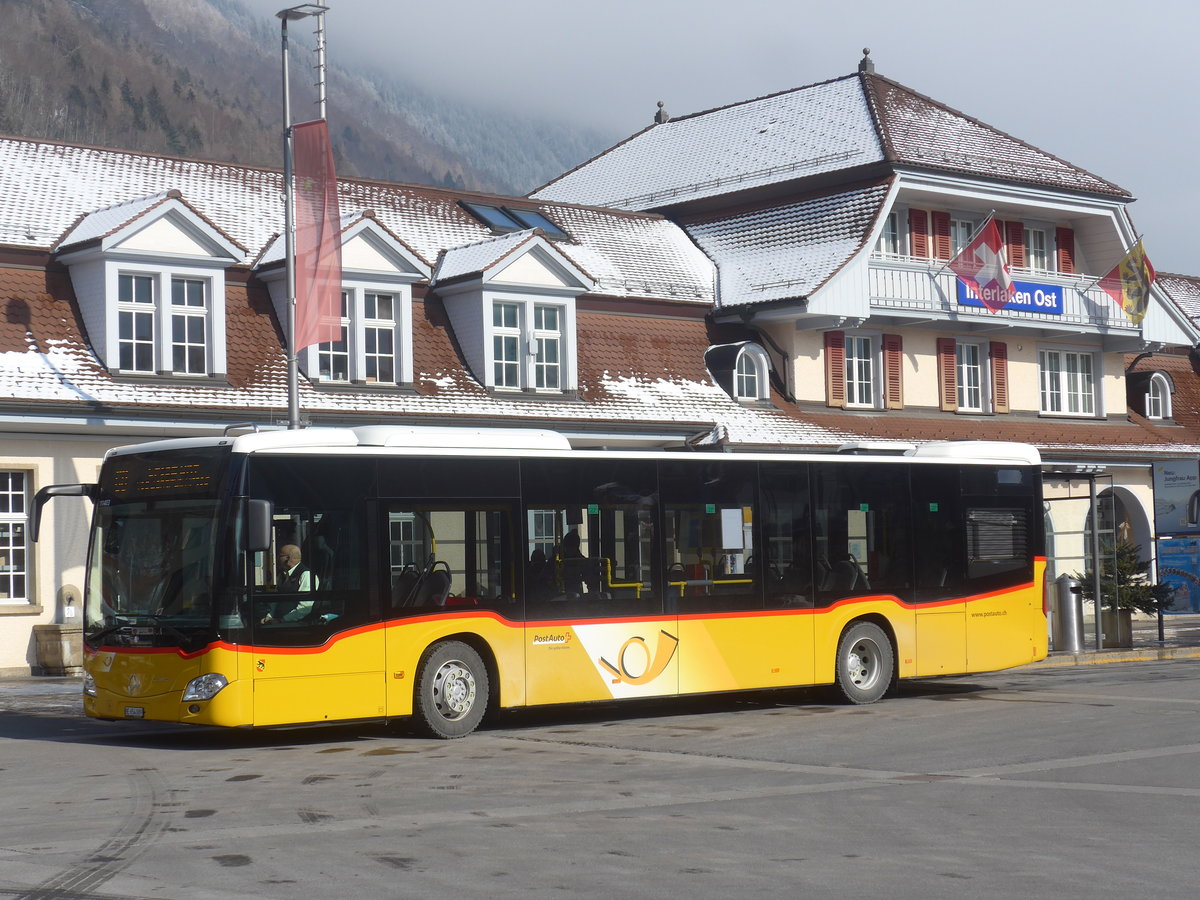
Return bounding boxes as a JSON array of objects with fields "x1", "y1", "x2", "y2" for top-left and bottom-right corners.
[{"x1": 85, "y1": 446, "x2": 232, "y2": 650}]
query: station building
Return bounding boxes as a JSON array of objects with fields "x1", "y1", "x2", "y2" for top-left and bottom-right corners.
[{"x1": 0, "y1": 54, "x2": 1196, "y2": 672}]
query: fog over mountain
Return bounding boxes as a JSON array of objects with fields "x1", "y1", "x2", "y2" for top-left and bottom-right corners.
[{"x1": 0, "y1": 0, "x2": 613, "y2": 195}]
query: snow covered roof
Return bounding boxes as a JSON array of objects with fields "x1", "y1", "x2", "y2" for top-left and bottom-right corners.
[
  {"x1": 533, "y1": 71, "x2": 1127, "y2": 211},
  {"x1": 0, "y1": 136, "x2": 712, "y2": 304},
  {"x1": 0, "y1": 260, "x2": 842, "y2": 449},
  {"x1": 1157, "y1": 273, "x2": 1200, "y2": 322},
  {"x1": 684, "y1": 181, "x2": 891, "y2": 307}
]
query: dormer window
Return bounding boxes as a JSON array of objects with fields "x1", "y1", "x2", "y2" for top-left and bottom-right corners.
[
  {"x1": 1146, "y1": 372, "x2": 1173, "y2": 420},
  {"x1": 704, "y1": 342, "x2": 773, "y2": 403},
  {"x1": 461, "y1": 202, "x2": 569, "y2": 239},
  {"x1": 308, "y1": 283, "x2": 411, "y2": 385},
  {"x1": 259, "y1": 211, "x2": 432, "y2": 388},
  {"x1": 434, "y1": 230, "x2": 592, "y2": 394},
  {"x1": 55, "y1": 191, "x2": 241, "y2": 379},
  {"x1": 489, "y1": 299, "x2": 565, "y2": 391}
]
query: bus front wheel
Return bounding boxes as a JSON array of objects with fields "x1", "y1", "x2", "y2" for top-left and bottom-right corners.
[
  {"x1": 414, "y1": 641, "x2": 489, "y2": 739},
  {"x1": 834, "y1": 621, "x2": 894, "y2": 705}
]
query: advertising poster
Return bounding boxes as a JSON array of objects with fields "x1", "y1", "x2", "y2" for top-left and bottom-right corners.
[
  {"x1": 1157, "y1": 537, "x2": 1200, "y2": 613},
  {"x1": 1153, "y1": 459, "x2": 1200, "y2": 536}
]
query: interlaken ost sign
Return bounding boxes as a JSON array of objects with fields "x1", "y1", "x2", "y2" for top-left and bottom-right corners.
[{"x1": 957, "y1": 279, "x2": 1065, "y2": 314}]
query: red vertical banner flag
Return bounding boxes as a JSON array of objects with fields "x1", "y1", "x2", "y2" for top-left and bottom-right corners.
[
  {"x1": 1099, "y1": 239, "x2": 1156, "y2": 325},
  {"x1": 292, "y1": 119, "x2": 342, "y2": 351},
  {"x1": 947, "y1": 216, "x2": 1015, "y2": 313}
]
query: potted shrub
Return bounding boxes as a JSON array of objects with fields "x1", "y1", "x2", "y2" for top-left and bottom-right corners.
[{"x1": 1073, "y1": 541, "x2": 1174, "y2": 648}]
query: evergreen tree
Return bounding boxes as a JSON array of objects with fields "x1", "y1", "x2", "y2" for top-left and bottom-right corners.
[{"x1": 1074, "y1": 541, "x2": 1174, "y2": 615}]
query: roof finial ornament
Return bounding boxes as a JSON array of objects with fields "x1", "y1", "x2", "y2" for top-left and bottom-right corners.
[
  {"x1": 858, "y1": 48, "x2": 875, "y2": 74},
  {"x1": 654, "y1": 100, "x2": 670, "y2": 125}
]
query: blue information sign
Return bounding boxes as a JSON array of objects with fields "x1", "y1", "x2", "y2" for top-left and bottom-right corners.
[{"x1": 957, "y1": 279, "x2": 1065, "y2": 314}]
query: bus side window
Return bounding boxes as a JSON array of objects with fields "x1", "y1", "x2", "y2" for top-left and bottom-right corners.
[
  {"x1": 760, "y1": 462, "x2": 814, "y2": 609},
  {"x1": 521, "y1": 457, "x2": 660, "y2": 620},
  {"x1": 812, "y1": 462, "x2": 912, "y2": 605},
  {"x1": 386, "y1": 504, "x2": 516, "y2": 616}
]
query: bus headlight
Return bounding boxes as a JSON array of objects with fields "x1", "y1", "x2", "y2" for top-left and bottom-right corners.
[
  {"x1": 82, "y1": 672, "x2": 97, "y2": 697},
  {"x1": 182, "y1": 673, "x2": 228, "y2": 701}
]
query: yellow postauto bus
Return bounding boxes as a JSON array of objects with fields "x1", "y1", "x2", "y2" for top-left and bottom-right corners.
[{"x1": 35, "y1": 426, "x2": 1047, "y2": 738}]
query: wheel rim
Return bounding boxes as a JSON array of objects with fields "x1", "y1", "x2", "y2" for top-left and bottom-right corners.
[
  {"x1": 431, "y1": 659, "x2": 476, "y2": 720},
  {"x1": 846, "y1": 637, "x2": 883, "y2": 691}
]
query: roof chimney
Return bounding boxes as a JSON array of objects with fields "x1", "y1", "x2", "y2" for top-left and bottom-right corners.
[
  {"x1": 653, "y1": 100, "x2": 670, "y2": 124},
  {"x1": 858, "y1": 48, "x2": 875, "y2": 74}
]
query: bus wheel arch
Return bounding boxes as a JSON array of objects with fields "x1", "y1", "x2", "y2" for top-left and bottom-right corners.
[
  {"x1": 834, "y1": 617, "x2": 896, "y2": 705},
  {"x1": 413, "y1": 638, "x2": 492, "y2": 739}
]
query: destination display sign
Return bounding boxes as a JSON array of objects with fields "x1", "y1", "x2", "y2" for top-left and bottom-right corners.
[{"x1": 957, "y1": 279, "x2": 1065, "y2": 315}]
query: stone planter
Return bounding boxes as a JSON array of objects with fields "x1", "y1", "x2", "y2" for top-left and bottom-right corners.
[
  {"x1": 1101, "y1": 608, "x2": 1133, "y2": 649},
  {"x1": 33, "y1": 623, "x2": 83, "y2": 675}
]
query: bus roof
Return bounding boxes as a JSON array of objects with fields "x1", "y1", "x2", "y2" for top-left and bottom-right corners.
[{"x1": 103, "y1": 428, "x2": 1039, "y2": 466}]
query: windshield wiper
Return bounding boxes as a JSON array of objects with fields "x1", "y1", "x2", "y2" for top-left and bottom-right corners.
[
  {"x1": 84, "y1": 619, "x2": 130, "y2": 649},
  {"x1": 145, "y1": 614, "x2": 194, "y2": 646}
]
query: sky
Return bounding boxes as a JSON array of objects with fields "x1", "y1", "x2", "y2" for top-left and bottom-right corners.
[{"x1": 245, "y1": 0, "x2": 1199, "y2": 274}]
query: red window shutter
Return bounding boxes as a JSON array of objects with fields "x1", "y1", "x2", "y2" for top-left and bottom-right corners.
[
  {"x1": 990, "y1": 341, "x2": 1010, "y2": 414},
  {"x1": 1004, "y1": 220, "x2": 1025, "y2": 268},
  {"x1": 883, "y1": 334, "x2": 904, "y2": 409},
  {"x1": 931, "y1": 212, "x2": 952, "y2": 261},
  {"x1": 825, "y1": 331, "x2": 846, "y2": 408},
  {"x1": 937, "y1": 337, "x2": 957, "y2": 412},
  {"x1": 908, "y1": 209, "x2": 929, "y2": 258},
  {"x1": 1055, "y1": 227, "x2": 1075, "y2": 274}
]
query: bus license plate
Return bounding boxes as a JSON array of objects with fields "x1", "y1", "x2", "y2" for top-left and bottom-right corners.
[{"x1": 124, "y1": 707, "x2": 145, "y2": 719}]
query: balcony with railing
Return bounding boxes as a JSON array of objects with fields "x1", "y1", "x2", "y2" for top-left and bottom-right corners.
[{"x1": 868, "y1": 254, "x2": 1137, "y2": 335}]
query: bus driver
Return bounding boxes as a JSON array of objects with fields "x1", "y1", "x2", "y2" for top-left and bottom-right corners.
[{"x1": 260, "y1": 544, "x2": 318, "y2": 623}]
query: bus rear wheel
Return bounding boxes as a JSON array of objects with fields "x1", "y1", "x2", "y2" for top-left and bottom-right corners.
[
  {"x1": 834, "y1": 621, "x2": 893, "y2": 705},
  {"x1": 414, "y1": 641, "x2": 489, "y2": 739}
]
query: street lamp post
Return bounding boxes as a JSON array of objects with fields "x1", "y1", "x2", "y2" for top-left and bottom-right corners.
[{"x1": 277, "y1": 4, "x2": 328, "y2": 430}]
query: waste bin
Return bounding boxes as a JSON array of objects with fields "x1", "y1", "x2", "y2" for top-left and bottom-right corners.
[{"x1": 1053, "y1": 574, "x2": 1084, "y2": 653}]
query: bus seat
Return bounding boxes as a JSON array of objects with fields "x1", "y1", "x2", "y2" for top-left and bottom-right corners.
[
  {"x1": 417, "y1": 570, "x2": 452, "y2": 607},
  {"x1": 392, "y1": 567, "x2": 420, "y2": 607}
]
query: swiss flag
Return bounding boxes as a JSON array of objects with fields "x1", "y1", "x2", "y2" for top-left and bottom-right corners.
[{"x1": 948, "y1": 217, "x2": 1014, "y2": 313}]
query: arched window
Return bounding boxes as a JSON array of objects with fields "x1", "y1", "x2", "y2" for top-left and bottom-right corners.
[
  {"x1": 734, "y1": 345, "x2": 770, "y2": 401},
  {"x1": 1146, "y1": 372, "x2": 1172, "y2": 420}
]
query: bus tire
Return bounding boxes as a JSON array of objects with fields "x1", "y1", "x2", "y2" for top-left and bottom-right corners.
[
  {"x1": 834, "y1": 621, "x2": 893, "y2": 705},
  {"x1": 414, "y1": 641, "x2": 489, "y2": 739}
]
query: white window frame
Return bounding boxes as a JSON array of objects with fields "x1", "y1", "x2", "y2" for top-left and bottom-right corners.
[
  {"x1": 485, "y1": 295, "x2": 572, "y2": 393},
  {"x1": 733, "y1": 344, "x2": 771, "y2": 402},
  {"x1": 304, "y1": 281, "x2": 414, "y2": 386},
  {"x1": 875, "y1": 211, "x2": 900, "y2": 256},
  {"x1": 955, "y1": 340, "x2": 990, "y2": 413},
  {"x1": 117, "y1": 272, "x2": 156, "y2": 373},
  {"x1": 532, "y1": 303, "x2": 562, "y2": 391},
  {"x1": 1039, "y1": 346, "x2": 1099, "y2": 417},
  {"x1": 0, "y1": 470, "x2": 29, "y2": 605},
  {"x1": 316, "y1": 293, "x2": 351, "y2": 383},
  {"x1": 111, "y1": 266, "x2": 217, "y2": 376},
  {"x1": 844, "y1": 331, "x2": 881, "y2": 409},
  {"x1": 493, "y1": 300, "x2": 522, "y2": 389},
  {"x1": 1025, "y1": 227, "x2": 1048, "y2": 271},
  {"x1": 950, "y1": 218, "x2": 976, "y2": 256},
  {"x1": 1147, "y1": 373, "x2": 1172, "y2": 420},
  {"x1": 169, "y1": 276, "x2": 208, "y2": 375},
  {"x1": 363, "y1": 291, "x2": 397, "y2": 384}
]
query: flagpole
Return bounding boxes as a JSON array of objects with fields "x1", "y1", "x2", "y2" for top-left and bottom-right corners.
[
  {"x1": 277, "y1": 4, "x2": 328, "y2": 431},
  {"x1": 1081, "y1": 234, "x2": 1145, "y2": 292}
]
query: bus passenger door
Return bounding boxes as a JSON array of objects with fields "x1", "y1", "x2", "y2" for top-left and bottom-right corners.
[
  {"x1": 248, "y1": 505, "x2": 385, "y2": 726},
  {"x1": 381, "y1": 501, "x2": 523, "y2": 718},
  {"x1": 521, "y1": 458, "x2": 674, "y2": 706}
]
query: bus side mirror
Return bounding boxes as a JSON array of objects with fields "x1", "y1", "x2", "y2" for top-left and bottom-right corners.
[
  {"x1": 32, "y1": 483, "x2": 98, "y2": 542},
  {"x1": 246, "y1": 499, "x2": 273, "y2": 552}
]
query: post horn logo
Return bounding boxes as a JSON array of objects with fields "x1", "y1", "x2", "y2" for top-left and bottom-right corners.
[{"x1": 598, "y1": 630, "x2": 679, "y2": 685}]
